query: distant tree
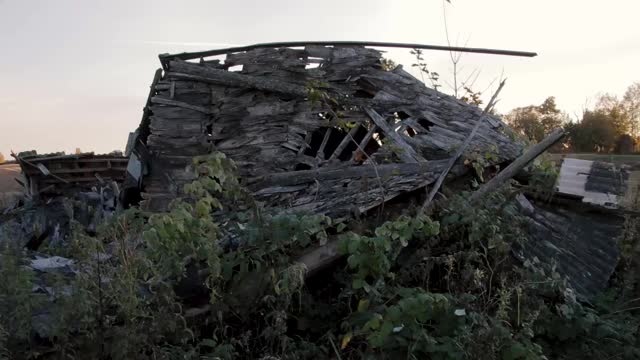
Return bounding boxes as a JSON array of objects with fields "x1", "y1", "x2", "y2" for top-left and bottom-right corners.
[
  {"x1": 595, "y1": 94, "x2": 633, "y2": 136},
  {"x1": 614, "y1": 134, "x2": 636, "y2": 154},
  {"x1": 622, "y1": 82, "x2": 640, "y2": 136},
  {"x1": 506, "y1": 96, "x2": 567, "y2": 143},
  {"x1": 0, "y1": 153, "x2": 5, "y2": 164},
  {"x1": 569, "y1": 109, "x2": 618, "y2": 152}
]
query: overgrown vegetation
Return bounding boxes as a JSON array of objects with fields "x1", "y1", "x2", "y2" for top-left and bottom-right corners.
[{"x1": 0, "y1": 153, "x2": 638, "y2": 359}]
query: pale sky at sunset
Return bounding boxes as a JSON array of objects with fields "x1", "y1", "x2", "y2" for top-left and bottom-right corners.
[{"x1": 1, "y1": 0, "x2": 639, "y2": 158}]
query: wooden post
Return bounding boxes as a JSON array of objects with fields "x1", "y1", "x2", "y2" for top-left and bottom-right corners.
[
  {"x1": 469, "y1": 128, "x2": 566, "y2": 203},
  {"x1": 420, "y1": 80, "x2": 506, "y2": 213}
]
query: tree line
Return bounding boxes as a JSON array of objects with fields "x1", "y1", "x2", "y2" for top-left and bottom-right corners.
[{"x1": 505, "y1": 82, "x2": 640, "y2": 153}]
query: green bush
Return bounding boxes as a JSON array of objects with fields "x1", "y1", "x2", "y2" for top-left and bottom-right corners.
[{"x1": 0, "y1": 153, "x2": 638, "y2": 359}]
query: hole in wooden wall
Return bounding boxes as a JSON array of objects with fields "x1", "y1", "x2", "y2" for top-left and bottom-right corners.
[
  {"x1": 295, "y1": 163, "x2": 312, "y2": 171},
  {"x1": 303, "y1": 128, "x2": 329, "y2": 157},
  {"x1": 417, "y1": 118, "x2": 435, "y2": 131},
  {"x1": 353, "y1": 89, "x2": 375, "y2": 99},
  {"x1": 299, "y1": 124, "x2": 382, "y2": 166},
  {"x1": 396, "y1": 111, "x2": 411, "y2": 120}
]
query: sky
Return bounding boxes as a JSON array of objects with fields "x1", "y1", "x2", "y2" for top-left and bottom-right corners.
[{"x1": 0, "y1": 0, "x2": 639, "y2": 157}]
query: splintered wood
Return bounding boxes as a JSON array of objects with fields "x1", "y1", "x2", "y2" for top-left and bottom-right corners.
[{"x1": 140, "y1": 45, "x2": 523, "y2": 216}]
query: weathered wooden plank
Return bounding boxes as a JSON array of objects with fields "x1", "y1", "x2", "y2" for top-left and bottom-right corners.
[
  {"x1": 167, "y1": 61, "x2": 308, "y2": 97},
  {"x1": 151, "y1": 97, "x2": 211, "y2": 114},
  {"x1": 151, "y1": 105, "x2": 208, "y2": 120},
  {"x1": 23, "y1": 167, "x2": 127, "y2": 175},
  {"x1": 251, "y1": 160, "x2": 449, "y2": 187},
  {"x1": 329, "y1": 125, "x2": 361, "y2": 160},
  {"x1": 364, "y1": 108, "x2": 423, "y2": 163}
]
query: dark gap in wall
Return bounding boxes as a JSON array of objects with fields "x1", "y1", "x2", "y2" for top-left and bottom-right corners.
[{"x1": 417, "y1": 118, "x2": 435, "y2": 132}]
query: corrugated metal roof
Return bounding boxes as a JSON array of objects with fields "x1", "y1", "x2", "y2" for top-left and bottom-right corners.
[
  {"x1": 556, "y1": 158, "x2": 630, "y2": 209},
  {"x1": 515, "y1": 194, "x2": 623, "y2": 300}
]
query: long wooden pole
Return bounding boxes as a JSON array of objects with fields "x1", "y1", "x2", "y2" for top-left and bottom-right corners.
[
  {"x1": 419, "y1": 80, "x2": 506, "y2": 213},
  {"x1": 159, "y1": 41, "x2": 537, "y2": 69},
  {"x1": 469, "y1": 128, "x2": 566, "y2": 203}
]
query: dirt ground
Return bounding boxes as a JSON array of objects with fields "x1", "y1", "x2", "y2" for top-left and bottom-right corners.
[{"x1": 0, "y1": 163, "x2": 23, "y2": 193}]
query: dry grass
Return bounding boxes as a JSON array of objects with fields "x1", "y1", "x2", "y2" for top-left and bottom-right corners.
[
  {"x1": 0, "y1": 192, "x2": 23, "y2": 210},
  {"x1": 0, "y1": 164, "x2": 24, "y2": 210},
  {"x1": 0, "y1": 164, "x2": 23, "y2": 194}
]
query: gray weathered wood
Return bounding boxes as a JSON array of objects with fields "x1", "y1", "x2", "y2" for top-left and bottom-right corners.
[
  {"x1": 420, "y1": 80, "x2": 506, "y2": 213},
  {"x1": 252, "y1": 160, "x2": 449, "y2": 187},
  {"x1": 168, "y1": 61, "x2": 308, "y2": 97},
  {"x1": 150, "y1": 97, "x2": 211, "y2": 114},
  {"x1": 364, "y1": 107, "x2": 423, "y2": 163},
  {"x1": 159, "y1": 41, "x2": 537, "y2": 70},
  {"x1": 329, "y1": 125, "x2": 361, "y2": 160}
]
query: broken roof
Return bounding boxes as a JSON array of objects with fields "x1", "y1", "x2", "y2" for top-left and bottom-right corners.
[
  {"x1": 135, "y1": 45, "x2": 524, "y2": 215},
  {"x1": 120, "y1": 44, "x2": 627, "y2": 300}
]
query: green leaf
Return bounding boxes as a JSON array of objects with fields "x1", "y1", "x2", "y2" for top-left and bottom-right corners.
[
  {"x1": 357, "y1": 299, "x2": 370, "y2": 312},
  {"x1": 363, "y1": 314, "x2": 382, "y2": 330},
  {"x1": 379, "y1": 320, "x2": 393, "y2": 338},
  {"x1": 200, "y1": 339, "x2": 218, "y2": 348},
  {"x1": 502, "y1": 343, "x2": 527, "y2": 360},
  {"x1": 341, "y1": 332, "x2": 353, "y2": 349}
]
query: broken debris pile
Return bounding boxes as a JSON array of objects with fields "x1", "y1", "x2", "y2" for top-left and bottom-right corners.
[{"x1": 1, "y1": 152, "x2": 127, "y2": 250}]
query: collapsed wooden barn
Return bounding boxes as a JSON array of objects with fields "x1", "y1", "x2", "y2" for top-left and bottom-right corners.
[
  {"x1": 126, "y1": 45, "x2": 521, "y2": 216},
  {"x1": 0, "y1": 44, "x2": 636, "y2": 349},
  {"x1": 119, "y1": 43, "x2": 626, "y2": 300}
]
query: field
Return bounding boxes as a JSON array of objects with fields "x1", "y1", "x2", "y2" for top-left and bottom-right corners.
[{"x1": 0, "y1": 163, "x2": 23, "y2": 193}]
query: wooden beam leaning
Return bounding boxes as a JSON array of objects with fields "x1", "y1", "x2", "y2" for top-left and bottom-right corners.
[
  {"x1": 351, "y1": 125, "x2": 378, "y2": 161},
  {"x1": 329, "y1": 125, "x2": 361, "y2": 161},
  {"x1": 469, "y1": 128, "x2": 566, "y2": 203},
  {"x1": 420, "y1": 80, "x2": 506, "y2": 213},
  {"x1": 364, "y1": 107, "x2": 423, "y2": 163}
]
